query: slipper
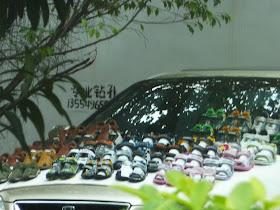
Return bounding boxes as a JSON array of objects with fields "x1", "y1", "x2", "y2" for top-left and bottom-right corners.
[
  {"x1": 0, "y1": 163, "x2": 12, "y2": 183},
  {"x1": 8, "y1": 163, "x2": 26, "y2": 183},
  {"x1": 153, "y1": 161, "x2": 172, "y2": 185},
  {"x1": 22, "y1": 162, "x2": 40, "y2": 180},
  {"x1": 81, "y1": 159, "x2": 98, "y2": 179},
  {"x1": 215, "y1": 157, "x2": 235, "y2": 180},
  {"x1": 94, "y1": 159, "x2": 114, "y2": 180},
  {"x1": 46, "y1": 157, "x2": 65, "y2": 180},
  {"x1": 254, "y1": 143, "x2": 277, "y2": 165},
  {"x1": 234, "y1": 150, "x2": 254, "y2": 171}
]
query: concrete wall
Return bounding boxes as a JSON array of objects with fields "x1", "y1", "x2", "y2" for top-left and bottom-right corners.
[{"x1": 2, "y1": 0, "x2": 280, "y2": 154}]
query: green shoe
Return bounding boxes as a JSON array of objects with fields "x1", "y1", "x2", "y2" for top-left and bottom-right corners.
[
  {"x1": 8, "y1": 163, "x2": 26, "y2": 183},
  {"x1": 0, "y1": 163, "x2": 12, "y2": 183},
  {"x1": 22, "y1": 163, "x2": 40, "y2": 181},
  {"x1": 60, "y1": 157, "x2": 79, "y2": 179},
  {"x1": 46, "y1": 157, "x2": 65, "y2": 180}
]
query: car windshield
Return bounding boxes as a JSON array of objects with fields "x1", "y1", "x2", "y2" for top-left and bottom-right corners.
[{"x1": 83, "y1": 77, "x2": 280, "y2": 137}]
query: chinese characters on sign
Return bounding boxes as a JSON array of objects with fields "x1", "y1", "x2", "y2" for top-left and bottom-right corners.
[{"x1": 67, "y1": 84, "x2": 117, "y2": 110}]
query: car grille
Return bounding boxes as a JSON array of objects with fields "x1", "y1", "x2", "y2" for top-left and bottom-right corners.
[{"x1": 14, "y1": 200, "x2": 130, "y2": 210}]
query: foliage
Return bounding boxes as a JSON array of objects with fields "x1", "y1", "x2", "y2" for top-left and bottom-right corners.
[
  {"x1": 0, "y1": 0, "x2": 231, "y2": 151},
  {"x1": 113, "y1": 171, "x2": 280, "y2": 210}
]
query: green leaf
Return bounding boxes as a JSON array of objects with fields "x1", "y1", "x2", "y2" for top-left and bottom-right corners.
[
  {"x1": 111, "y1": 185, "x2": 150, "y2": 201},
  {"x1": 53, "y1": 0, "x2": 67, "y2": 24},
  {"x1": 23, "y1": 50, "x2": 36, "y2": 88},
  {"x1": 113, "y1": 27, "x2": 119, "y2": 35},
  {"x1": 264, "y1": 195, "x2": 280, "y2": 209},
  {"x1": 41, "y1": 89, "x2": 72, "y2": 125},
  {"x1": 96, "y1": 30, "x2": 100, "y2": 38},
  {"x1": 25, "y1": 99, "x2": 45, "y2": 142},
  {"x1": 26, "y1": 0, "x2": 40, "y2": 30},
  {"x1": 250, "y1": 178, "x2": 266, "y2": 202},
  {"x1": 166, "y1": 171, "x2": 195, "y2": 196},
  {"x1": 226, "y1": 182, "x2": 254, "y2": 210},
  {"x1": 198, "y1": 22, "x2": 203, "y2": 31},
  {"x1": 0, "y1": 0, "x2": 8, "y2": 37},
  {"x1": 155, "y1": 8, "x2": 159, "y2": 16},
  {"x1": 147, "y1": 6, "x2": 152, "y2": 16},
  {"x1": 189, "y1": 180, "x2": 211, "y2": 210},
  {"x1": 47, "y1": 47, "x2": 54, "y2": 55},
  {"x1": 99, "y1": 22, "x2": 103, "y2": 29},
  {"x1": 140, "y1": 24, "x2": 144, "y2": 31},
  {"x1": 138, "y1": 185, "x2": 163, "y2": 201},
  {"x1": 20, "y1": 82, "x2": 29, "y2": 98},
  {"x1": 210, "y1": 195, "x2": 227, "y2": 209},
  {"x1": 82, "y1": 18, "x2": 87, "y2": 27},
  {"x1": 89, "y1": 29, "x2": 95, "y2": 37},
  {"x1": 40, "y1": 0, "x2": 49, "y2": 27},
  {"x1": 187, "y1": 24, "x2": 194, "y2": 34},
  {"x1": 4, "y1": 111, "x2": 29, "y2": 154}
]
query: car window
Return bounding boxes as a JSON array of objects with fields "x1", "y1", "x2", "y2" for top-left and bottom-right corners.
[{"x1": 83, "y1": 77, "x2": 280, "y2": 137}]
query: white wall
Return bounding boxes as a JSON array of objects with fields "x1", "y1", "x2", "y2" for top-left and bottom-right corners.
[{"x1": 2, "y1": 0, "x2": 280, "y2": 154}]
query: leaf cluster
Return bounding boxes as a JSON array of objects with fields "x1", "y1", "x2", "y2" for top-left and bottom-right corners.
[{"x1": 113, "y1": 171, "x2": 280, "y2": 210}]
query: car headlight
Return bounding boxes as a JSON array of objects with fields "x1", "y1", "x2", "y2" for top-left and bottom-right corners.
[{"x1": 0, "y1": 195, "x2": 5, "y2": 210}]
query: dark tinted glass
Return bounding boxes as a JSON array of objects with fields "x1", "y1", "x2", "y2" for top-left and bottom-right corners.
[{"x1": 83, "y1": 77, "x2": 280, "y2": 137}]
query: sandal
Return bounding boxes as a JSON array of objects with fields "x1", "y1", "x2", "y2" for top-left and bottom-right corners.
[
  {"x1": 216, "y1": 157, "x2": 235, "y2": 180},
  {"x1": 60, "y1": 157, "x2": 79, "y2": 179},
  {"x1": 153, "y1": 161, "x2": 172, "y2": 185},
  {"x1": 0, "y1": 163, "x2": 12, "y2": 183},
  {"x1": 38, "y1": 149, "x2": 57, "y2": 170},
  {"x1": 46, "y1": 157, "x2": 65, "y2": 180},
  {"x1": 203, "y1": 166, "x2": 216, "y2": 185},
  {"x1": 94, "y1": 159, "x2": 114, "y2": 180},
  {"x1": 234, "y1": 150, "x2": 254, "y2": 171},
  {"x1": 128, "y1": 154, "x2": 148, "y2": 182},
  {"x1": 114, "y1": 150, "x2": 133, "y2": 170},
  {"x1": 8, "y1": 163, "x2": 26, "y2": 183},
  {"x1": 189, "y1": 166, "x2": 203, "y2": 182},
  {"x1": 147, "y1": 152, "x2": 164, "y2": 172},
  {"x1": 115, "y1": 159, "x2": 132, "y2": 181},
  {"x1": 81, "y1": 159, "x2": 98, "y2": 179},
  {"x1": 254, "y1": 143, "x2": 277, "y2": 165},
  {"x1": 22, "y1": 162, "x2": 40, "y2": 180}
]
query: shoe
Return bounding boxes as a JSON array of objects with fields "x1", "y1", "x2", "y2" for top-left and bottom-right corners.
[
  {"x1": 37, "y1": 149, "x2": 57, "y2": 170},
  {"x1": 46, "y1": 157, "x2": 65, "y2": 180},
  {"x1": 60, "y1": 157, "x2": 79, "y2": 178}
]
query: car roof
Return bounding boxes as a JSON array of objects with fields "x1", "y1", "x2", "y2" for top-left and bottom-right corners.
[{"x1": 148, "y1": 68, "x2": 280, "y2": 80}]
